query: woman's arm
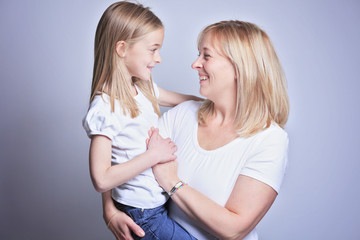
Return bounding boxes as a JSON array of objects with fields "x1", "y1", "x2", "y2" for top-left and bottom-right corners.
[
  {"x1": 157, "y1": 87, "x2": 203, "y2": 107},
  {"x1": 89, "y1": 129, "x2": 177, "y2": 193},
  {"x1": 152, "y1": 162, "x2": 277, "y2": 240}
]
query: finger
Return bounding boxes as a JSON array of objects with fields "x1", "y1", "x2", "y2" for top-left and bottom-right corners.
[
  {"x1": 148, "y1": 130, "x2": 158, "y2": 141},
  {"x1": 127, "y1": 220, "x2": 145, "y2": 238},
  {"x1": 152, "y1": 129, "x2": 160, "y2": 139},
  {"x1": 148, "y1": 127, "x2": 156, "y2": 137},
  {"x1": 108, "y1": 224, "x2": 121, "y2": 240},
  {"x1": 122, "y1": 227, "x2": 134, "y2": 240}
]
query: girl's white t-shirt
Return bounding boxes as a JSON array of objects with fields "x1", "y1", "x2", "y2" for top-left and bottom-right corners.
[
  {"x1": 159, "y1": 100, "x2": 289, "y2": 240},
  {"x1": 83, "y1": 83, "x2": 168, "y2": 209}
]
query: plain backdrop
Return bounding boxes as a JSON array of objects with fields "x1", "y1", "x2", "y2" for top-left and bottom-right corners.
[{"x1": 1, "y1": 0, "x2": 359, "y2": 239}]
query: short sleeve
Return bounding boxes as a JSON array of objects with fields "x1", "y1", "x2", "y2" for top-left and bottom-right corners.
[
  {"x1": 82, "y1": 97, "x2": 119, "y2": 141},
  {"x1": 239, "y1": 127, "x2": 289, "y2": 193}
]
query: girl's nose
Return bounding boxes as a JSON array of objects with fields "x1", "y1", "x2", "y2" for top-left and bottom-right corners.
[{"x1": 155, "y1": 52, "x2": 162, "y2": 63}]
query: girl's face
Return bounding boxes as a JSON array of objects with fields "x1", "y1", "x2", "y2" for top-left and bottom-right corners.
[
  {"x1": 192, "y1": 33, "x2": 236, "y2": 101},
  {"x1": 124, "y1": 28, "x2": 164, "y2": 81}
]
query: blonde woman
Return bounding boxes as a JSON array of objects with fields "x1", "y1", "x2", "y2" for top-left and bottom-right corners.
[
  {"x1": 83, "y1": 1, "x2": 199, "y2": 239},
  {"x1": 105, "y1": 20, "x2": 289, "y2": 240}
]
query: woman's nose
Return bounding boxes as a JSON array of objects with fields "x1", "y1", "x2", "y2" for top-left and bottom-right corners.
[{"x1": 191, "y1": 57, "x2": 202, "y2": 69}]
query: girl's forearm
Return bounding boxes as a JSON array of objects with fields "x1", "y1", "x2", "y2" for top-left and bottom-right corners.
[{"x1": 91, "y1": 150, "x2": 158, "y2": 193}]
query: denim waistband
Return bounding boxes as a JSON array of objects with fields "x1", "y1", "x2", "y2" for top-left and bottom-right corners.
[{"x1": 113, "y1": 199, "x2": 165, "y2": 220}]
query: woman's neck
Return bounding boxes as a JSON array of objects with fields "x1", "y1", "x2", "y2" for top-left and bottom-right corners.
[{"x1": 211, "y1": 99, "x2": 236, "y2": 127}]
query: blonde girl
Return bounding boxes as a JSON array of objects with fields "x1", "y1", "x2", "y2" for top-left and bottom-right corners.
[{"x1": 83, "y1": 1, "x2": 199, "y2": 239}]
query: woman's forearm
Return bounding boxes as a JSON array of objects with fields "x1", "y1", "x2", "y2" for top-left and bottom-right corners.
[
  {"x1": 169, "y1": 185, "x2": 250, "y2": 239},
  {"x1": 165, "y1": 175, "x2": 277, "y2": 240}
]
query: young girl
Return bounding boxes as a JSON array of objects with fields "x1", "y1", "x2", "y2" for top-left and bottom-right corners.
[{"x1": 82, "y1": 1, "x2": 199, "y2": 239}]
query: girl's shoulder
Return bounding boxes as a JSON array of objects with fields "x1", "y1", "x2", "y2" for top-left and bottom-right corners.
[
  {"x1": 90, "y1": 93, "x2": 110, "y2": 108},
  {"x1": 85, "y1": 94, "x2": 113, "y2": 121}
]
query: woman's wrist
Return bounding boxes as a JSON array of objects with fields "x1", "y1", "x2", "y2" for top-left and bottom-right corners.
[
  {"x1": 167, "y1": 181, "x2": 186, "y2": 197},
  {"x1": 163, "y1": 177, "x2": 181, "y2": 193}
]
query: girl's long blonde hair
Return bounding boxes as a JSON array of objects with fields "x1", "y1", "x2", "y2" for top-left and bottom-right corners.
[
  {"x1": 197, "y1": 20, "x2": 289, "y2": 137},
  {"x1": 90, "y1": 1, "x2": 161, "y2": 118}
]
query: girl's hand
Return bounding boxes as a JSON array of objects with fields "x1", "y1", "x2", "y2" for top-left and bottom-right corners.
[
  {"x1": 147, "y1": 128, "x2": 177, "y2": 164},
  {"x1": 152, "y1": 160, "x2": 180, "y2": 192},
  {"x1": 106, "y1": 210, "x2": 145, "y2": 240}
]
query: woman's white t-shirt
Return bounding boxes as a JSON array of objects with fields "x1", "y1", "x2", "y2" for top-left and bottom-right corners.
[
  {"x1": 159, "y1": 101, "x2": 289, "y2": 240},
  {"x1": 83, "y1": 83, "x2": 168, "y2": 209}
]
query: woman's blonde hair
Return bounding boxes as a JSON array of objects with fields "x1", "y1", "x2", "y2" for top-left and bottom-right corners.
[
  {"x1": 90, "y1": 1, "x2": 161, "y2": 118},
  {"x1": 197, "y1": 20, "x2": 289, "y2": 137}
]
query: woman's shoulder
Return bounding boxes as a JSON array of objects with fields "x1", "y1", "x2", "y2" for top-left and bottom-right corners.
[
  {"x1": 252, "y1": 123, "x2": 289, "y2": 146},
  {"x1": 170, "y1": 100, "x2": 202, "y2": 114},
  {"x1": 161, "y1": 100, "x2": 201, "y2": 127}
]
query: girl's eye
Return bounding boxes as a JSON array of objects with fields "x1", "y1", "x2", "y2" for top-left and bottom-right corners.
[{"x1": 151, "y1": 48, "x2": 157, "y2": 53}]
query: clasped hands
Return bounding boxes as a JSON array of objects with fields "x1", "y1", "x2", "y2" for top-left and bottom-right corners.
[{"x1": 146, "y1": 127, "x2": 180, "y2": 193}]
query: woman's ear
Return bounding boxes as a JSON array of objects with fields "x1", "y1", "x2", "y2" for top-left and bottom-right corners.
[{"x1": 115, "y1": 41, "x2": 127, "y2": 57}]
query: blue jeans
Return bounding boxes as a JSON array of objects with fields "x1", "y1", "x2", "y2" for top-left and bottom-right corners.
[{"x1": 113, "y1": 200, "x2": 197, "y2": 240}]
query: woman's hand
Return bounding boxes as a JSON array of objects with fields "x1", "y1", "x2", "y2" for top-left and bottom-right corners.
[
  {"x1": 152, "y1": 160, "x2": 180, "y2": 192},
  {"x1": 105, "y1": 210, "x2": 145, "y2": 240},
  {"x1": 147, "y1": 127, "x2": 177, "y2": 164}
]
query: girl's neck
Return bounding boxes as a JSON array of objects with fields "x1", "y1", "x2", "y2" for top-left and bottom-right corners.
[
  {"x1": 102, "y1": 79, "x2": 137, "y2": 97},
  {"x1": 131, "y1": 82, "x2": 138, "y2": 96}
]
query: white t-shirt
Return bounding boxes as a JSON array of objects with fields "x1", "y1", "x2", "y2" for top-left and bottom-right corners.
[
  {"x1": 83, "y1": 83, "x2": 168, "y2": 209},
  {"x1": 159, "y1": 100, "x2": 289, "y2": 240}
]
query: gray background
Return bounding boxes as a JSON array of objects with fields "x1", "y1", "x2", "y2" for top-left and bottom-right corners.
[{"x1": 1, "y1": 0, "x2": 359, "y2": 239}]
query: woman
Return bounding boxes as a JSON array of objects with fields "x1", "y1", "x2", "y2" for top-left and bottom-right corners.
[{"x1": 104, "y1": 20, "x2": 289, "y2": 240}]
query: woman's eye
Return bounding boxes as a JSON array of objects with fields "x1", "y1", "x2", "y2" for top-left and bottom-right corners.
[{"x1": 204, "y1": 54, "x2": 211, "y2": 59}]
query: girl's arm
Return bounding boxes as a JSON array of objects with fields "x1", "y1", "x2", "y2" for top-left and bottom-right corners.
[
  {"x1": 152, "y1": 162, "x2": 277, "y2": 240},
  {"x1": 157, "y1": 87, "x2": 203, "y2": 107},
  {"x1": 102, "y1": 191, "x2": 145, "y2": 240},
  {"x1": 90, "y1": 129, "x2": 177, "y2": 193}
]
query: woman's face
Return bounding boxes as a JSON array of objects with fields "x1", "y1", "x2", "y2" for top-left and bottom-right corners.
[{"x1": 192, "y1": 33, "x2": 236, "y2": 101}]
